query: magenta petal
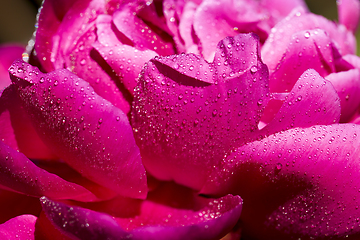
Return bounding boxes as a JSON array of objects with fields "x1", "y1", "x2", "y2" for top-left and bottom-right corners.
[
  {"x1": 63, "y1": 24, "x2": 131, "y2": 113},
  {"x1": 93, "y1": 42, "x2": 157, "y2": 95},
  {"x1": 132, "y1": 34, "x2": 269, "y2": 190},
  {"x1": 112, "y1": 6, "x2": 174, "y2": 56},
  {"x1": 202, "y1": 124, "x2": 360, "y2": 238},
  {"x1": 260, "y1": 0, "x2": 308, "y2": 20},
  {"x1": 261, "y1": 69, "x2": 341, "y2": 136},
  {"x1": 40, "y1": 186, "x2": 242, "y2": 240},
  {"x1": 338, "y1": 0, "x2": 360, "y2": 33},
  {"x1": 0, "y1": 85, "x2": 57, "y2": 159},
  {"x1": 178, "y1": 1, "x2": 201, "y2": 54},
  {"x1": 9, "y1": 60, "x2": 147, "y2": 199},
  {"x1": 270, "y1": 29, "x2": 336, "y2": 92},
  {"x1": 0, "y1": 140, "x2": 99, "y2": 201},
  {"x1": 262, "y1": 11, "x2": 356, "y2": 73},
  {"x1": 0, "y1": 215, "x2": 36, "y2": 240},
  {"x1": 194, "y1": 0, "x2": 267, "y2": 61},
  {"x1": 34, "y1": 0, "x2": 80, "y2": 72},
  {"x1": 326, "y1": 69, "x2": 360, "y2": 122}
]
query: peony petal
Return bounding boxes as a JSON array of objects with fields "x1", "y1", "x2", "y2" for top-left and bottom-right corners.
[
  {"x1": 202, "y1": 124, "x2": 360, "y2": 239},
  {"x1": 112, "y1": 5, "x2": 174, "y2": 56},
  {"x1": 269, "y1": 29, "x2": 336, "y2": 92},
  {"x1": 0, "y1": 215, "x2": 36, "y2": 240},
  {"x1": 63, "y1": 23, "x2": 132, "y2": 113},
  {"x1": 260, "y1": 0, "x2": 308, "y2": 21},
  {"x1": 0, "y1": 45, "x2": 24, "y2": 90},
  {"x1": 326, "y1": 69, "x2": 360, "y2": 122},
  {"x1": 178, "y1": 1, "x2": 201, "y2": 54},
  {"x1": 34, "y1": 0, "x2": 80, "y2": 72},
  {"x1": 260, "y1": 69, "x2": 341, "y2": 136},
  {"x1": 9, "y1": 60, "x2": 147, "y2": 199},
  {"x1": 262, "y1": 10, "x2": 356, "y2": 73},
  {"x1": 343, "y1": 54, "x2": 360, "y2": 69},
  {"x1": 337, "y1": 0, "x2": 360, "y2": 33},
  {"x1": 93, "y1": 41, "x2": 158, "y2": 95},
  {"x1": 0, "y1": 140, "x2": 99, "y2": 201},
  {"x1": 132, "y1": 33, "x2": 269, "y2": 190},
  {"x1": 0, "y1": 85, "x2": 57, "y2": 159},
  {"x1": 194, "y1": 0, "x2": 268, "y2": 61},
  {"x1": 40, "y1": 182, "x2": 242, "y2": 240}
]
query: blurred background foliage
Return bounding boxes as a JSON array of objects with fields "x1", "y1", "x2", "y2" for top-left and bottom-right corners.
[{"x1": 0, "y1": 0, "x2": 359, "y2": 54}]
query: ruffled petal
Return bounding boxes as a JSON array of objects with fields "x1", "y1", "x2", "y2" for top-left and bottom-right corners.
[
  {"x1": 260, "y1": 0, "x2": 308, "y2": 21},
  {"x1": 203, "y1": 124, "x2": 360, "y2": 239},
  {"x1": 9, "y1": 60, "x2": 147, "y2": 199},
  {"x1": 40, "y1": 182, "x2": 242, "y2": 240},
  {"x1": 0, "y1": 140, "x2": 99, "y2": 201},
  {"x1": 93, "y1": 42, "x2": 157, "y2": 95},
  {"x1": 269, "y1": 29, "x2": 336, "y2": 92},
  {"x1": 326, "y1": 69, "x2": 360, "y2": 122},
  {"x1": 35, "y1": 0, "x2": 98, "y2": 72},
  {"x1": 337, "y1": 0, "x2": 360, "y2": 33},
  {"x1": 112, "y1": 5, "x2": 174, "y2": 56},
  {"x1": 132, "y1": 33, "x2": 269, "y2": 190},
  {"x1": 0, "y1": 85, "x2": 57, "y2": 159},
  {"x1": 194, "y1": 0, "x2": 268, "y2": 61},
  {"x1": 261, "y1": 69, "x2": 341, "y2": 136},
  {"x1": 262, "y1": 10, "x2": 356, "y2": 73},
  {"x1": 63, "y1": 23, "x2": 132, "y2": 113},
  {"x1": 0, "y1": 215, "x2": 36, "y2": 240}
]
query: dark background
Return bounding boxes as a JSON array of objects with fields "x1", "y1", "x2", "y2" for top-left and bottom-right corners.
[{"x1": 0, "y1": 0, "x2": 359, "y2": 54}]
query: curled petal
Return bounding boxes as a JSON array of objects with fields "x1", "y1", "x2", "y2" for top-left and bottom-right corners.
[
  {"x1": 0, "y1": 215, "x2": 36, "y2": 240},
  {"x1": 260, "y1": 0, "x2": 308, "y2": 21},
  {"x1": 112, "y1": 5, "x2": 174, "y2": 55},
  {"x1": 132, "y1": 34, "x2": 269, "y2": 190},
  {"x1": 194, "y1": 0, "x2": 268, "y2": 61},
  {"x1": 261, "y1": 69, "x2": 341, "y2": 136},
  {"x1": 262, "y1": 10, "x2": 356, "y2": 73},
  {"x1": 337, "y1": 0, "x2": 360, "y2": 33},
  {"x1": 93, "y1": 42, "x2": 157, "y2": 95},
  {"x1": 0, "y1": 85, "x2": 56, "y2": 159},
  {"x1": 0, "y1": 141, "x2": 98, "y2": 201},
  {"x1": 40, "y1": 183, "x2": 242, "y2": 240},
  {"x1": 326, "y1": 69, "x2": 360, "y2": 122},
  {"x1": 9, "y1": 60, "x2": 147, "y2": 199},
  {"x1": 270, "y1": 29, "x2": 336, "y2": 92},
  {"x1": 203, "y1": 124, "x2": 360, "y2": 239}
]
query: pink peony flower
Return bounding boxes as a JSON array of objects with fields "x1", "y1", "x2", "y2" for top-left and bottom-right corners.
[{"x1": 1, "y1": 0, "x2": 360, "y2": 239}]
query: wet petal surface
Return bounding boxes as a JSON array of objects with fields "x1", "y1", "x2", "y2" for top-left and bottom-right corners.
[
  {"x1": 132, "y1": 34, "x2": 269, "y2": 190},
  {"x1": 203, "y1": 124, "x2": 360, "y2": 239},
  {"x1": 9, "y1": 60, "x2": 147, "y2": 199}
]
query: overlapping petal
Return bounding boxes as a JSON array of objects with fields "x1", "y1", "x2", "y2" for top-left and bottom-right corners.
[
  {"x1": 40, "y1": 182, "x2": 242, "y2": 240},
  {"x1": 326, "y1": 69, "x2": 360, "y2": 122},
  {"x1": 262, "y1": 9, "x2": 356, "y2": 73},
  {"x1": 9, "y1": 60, "x2": 147, "y2": 199},
  {"x1": 338, "y1": 0, "x2": 360, "y2": 33},
  {"x1": 269, "y1": 29, "x2": 336, "y2": 92},
  {"x1": 194, "y1": 0, "x2": 269, "y2": 61},
  {"x1": 132, "y1": 33, "x2": 269, "y2": 190},
  {"x1": 0, "y1": 85, "x2": 57, "y2": 159},
  {"x1": 0, "y1": 140, "x2": 99, "y2": 201},
  {"x1": 0, "y1": 215, "x2": 36, "y2": 240},
  {"x1": 203, "y1": 124, "x2": 360, "y2": 239},
  {"x1": 260, "y1": 69, "x2": 341, "y2": 136}
]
